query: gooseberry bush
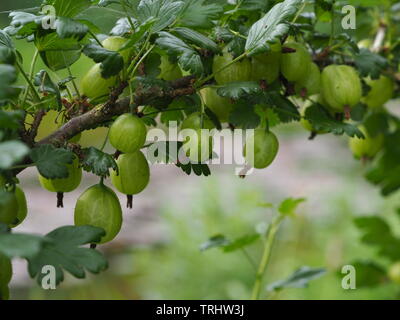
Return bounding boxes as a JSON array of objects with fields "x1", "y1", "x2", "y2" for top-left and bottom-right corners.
[{"x1": 1, "y1": 0, "x2": 400, "y2": 299}]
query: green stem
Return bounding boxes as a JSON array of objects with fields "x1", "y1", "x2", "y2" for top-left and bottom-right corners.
[
  {"x1": 229, "y1": 29, "x2": 247, "y2": 40},
  {"x1": 127, "y1": 33, "x2": 152, "y2": 75},
  {"x1": 251, "y1": 215, "x2": 284, "y2": 300},
  {"x1": 198, "y1": 92, "x2": 205, "y2": 128},
  {"x1": 195, "y1": 53, "x2": 247, "y2": 88},
  {"x1": 100, "y1": 129, "x2": 110, "y2": 151},
  {"x1": 128, "y1": 44, "x2": 155, "y2": 105},
  {"x1": 21, "y1": 49, "x2": 40, "y2": 105},
  {"x1": 10, "y1": 163, "x2": 36, "y2": 170},
  {"x1": 129, "y1": 44, "x2": 155, "y2": 79},
  {"x1": 329, "y1": 41, "x2": 346, "y2": 52},
  {"x1": 120, "y1": 0, "x2": 136, "y2": 32},
  {"x1": 292, "y1": 1, "x2": 307, "y2": 24},
  {"x1": 16, "y1": 60, "x2": 41, "y2": 102},
  {"x1": 329, "y1": 0, "x2": 336, "y2": 46},
  {"x1": 222, "y1": 0, "x2": 244, "y2": 27},
  {"x1": 89, "y1": 30, "x2": 103, "y2": 47},
  {"x1": 271, "y1": 105, "x2": 301, "y2": 119},
  {"x1": 63, "y1": 52, "x2": 81, "y2": 99}
]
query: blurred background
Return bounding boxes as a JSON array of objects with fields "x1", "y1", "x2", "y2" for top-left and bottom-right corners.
[{"x1": 2, "y1": 0, "x2": 400, "y2": 300}]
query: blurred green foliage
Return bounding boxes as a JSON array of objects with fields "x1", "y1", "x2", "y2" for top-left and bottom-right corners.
[{"x1": 20, "y1": 173, "x2": 400, "y2": 300}]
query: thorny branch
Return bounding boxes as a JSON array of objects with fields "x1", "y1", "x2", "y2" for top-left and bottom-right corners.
[{"x1": 15, "y1": 76, "x2": 196, "y2": 174}]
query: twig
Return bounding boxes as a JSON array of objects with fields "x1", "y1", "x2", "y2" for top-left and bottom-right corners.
[
  {"x1": 28, "y1": 109, "x2": 46, "y2": 145},
  {"x1": 36, "y1": 76, "x2": 195, "y2": 147}
]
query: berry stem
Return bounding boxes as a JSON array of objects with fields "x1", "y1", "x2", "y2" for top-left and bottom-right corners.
[
  {"x1": 56, "y1": 192, "x2": 64, "y2": 208},
  {"x1": 344, "y1": 105, "x2": 351, "y2": 120},
  {"x1": 127, "y1": 195, "x2": 133, "y2": 209}
]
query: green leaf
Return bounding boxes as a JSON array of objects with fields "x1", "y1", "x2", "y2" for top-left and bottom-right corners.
[
  {"x1": 200, "y1": 234, "x2": 230, "y2": 251},
  {"x1": 82, "y1": 43, "x2": 124, "y2": 78},
  {"x1": 55, "y1": 17, "x2": 89, "y2": 40},
  {"x1": 229, "y1": 101, "x2": 261, "y2": 129},
  {"x1": 267, "y1": 266, "x2": 326, "y2": 291},
  {"x1": 342, "y1": 260, "x2": 387, "y2": 288},
  {"x1": 118, "y1": 18, "x2": 156, "y2": 50},
  {"x1": 5, "y1": 11, "x2": 42, "y2": 37},
  {"x1": 178, "y1": 0, "x2": 223, "y2": 29},
  {"x1": 33, "y1": 70, "x2": 61, "y2": 105},
  {"x1": 160, "y1": 106, "x2": 185, "y2": 125},
  {"x1": 205, "y1": 107, "x2": 222, "y2": 131},
  {"x1": 35, "y1": 33, "x2": 80, "y2": 51},
  {"x1": 143, "y1": 52, "x2": 161, "y2": 78},
  {"x1": 222, "y1": 234, "x2": 260, "y2": 253},
  {"x1": 0, "y1": 110, "x2": 24, "y2": 130},
  {"x1": 0, "y1": 231, "x2": 45, "y2": 259},
  {"x1": 31, "y1": 145, "x2": 75, "y2": 179},
  {"x1": 156, "y1": 31, "x2": 204, "y2": 76},
  {"x1": 0, "y1": 64, "x2": 19, "y2": 101},
  {"x1": 354, "y1": 49, "x2": 388, "y2": 79},
  {"x1": 263, "y1": 108, "x2": 281, "y2": 128},
  {"x1": 110, "y1": 18, "x2": 136, "y2": 36},
  {"x1": 0, "y1": 141, "x2": 29, "y2": 170},
  {"x1": 278, "y1": 197, "x2": 306, "y2": 216},
  {"x1": 304, "y1": 103, "x2": 364, "y2": 138},
  {"x1": 216, "y1": 82, "x2": 261, "y2": 100},
  {"x1": 172, "y1": 27, "x2": 219, "y2": 53},
  {"x1": 0, "y1": 30, "x2": 16, "y2": 64},
  {"x1": 354, "y1": 216, "x2": 400, "y2": 261},
  {"x1": 177, "y1": 162, "x2": 211, "y2": 177},
  {"x1": 47, "y1": 0, "x2": 92, "y2": 18},
  {"x1": 240, "y1": 0, "x2": 271, "y2": 11},
  {"x1": 82, "y1": 147, "x2": 118, "y2": 178},
  {"x1": 366, "y1": 130, "x2": 400, "y2": 196},
  {"x1": 27, "y1": 225, "x2": 108, "y2": 285},
  {"x1": 200, "y1": 233, "x2": 260, "y2": 253},
  {"x1": 363, "y1": 112, "x2": 389, "y2": 137},
  {"x1": 245, "y1": 0, "x2": 303, "y2": 56},
  {"x1": 137, "y1": 0, "x2": 184, "y2": 33},
  {"x1": 265, "y1": 92, "x2": 300, "y2": 123},
  {"x1": 35, "y1": 33, "x2": 81, "y2": 71}
]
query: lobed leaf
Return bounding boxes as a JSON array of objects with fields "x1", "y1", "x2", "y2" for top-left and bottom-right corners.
[
  {"x1": 82, "y1": 147, "x2": 118, "y2": 178},
  {"x1": 31, "y1": 145, "x2": 75, "y2": 179},
  {"x1": 304, "y1": 103, "x2": 364, "y2": 138},
  {"x1": 27, "y1": 225, "x2": 108, "y2": 286}
]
